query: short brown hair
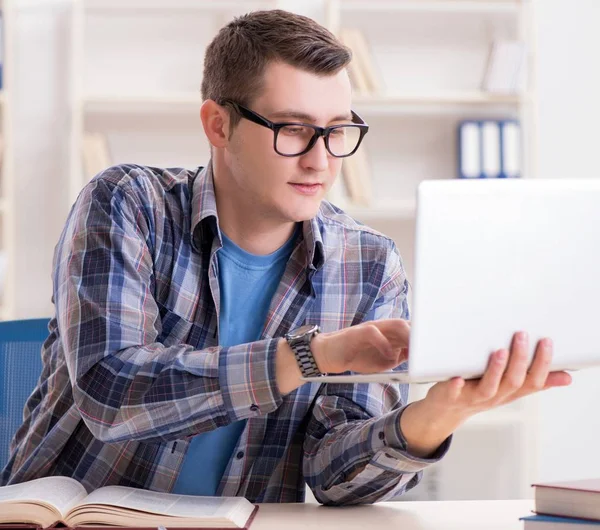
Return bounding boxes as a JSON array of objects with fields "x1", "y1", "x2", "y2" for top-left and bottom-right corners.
[{"x1": 201, "y1": 9, "x2": 351, "y2": 126}]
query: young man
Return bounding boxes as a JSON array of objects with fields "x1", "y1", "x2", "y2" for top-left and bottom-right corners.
[{"x1": 1, "y1": 10, "x2": 570, "y2": 505}]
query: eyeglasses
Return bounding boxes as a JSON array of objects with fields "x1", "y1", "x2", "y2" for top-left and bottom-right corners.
[{"x1": 219, "y1": 99, "x2": 369, "y2": 158}]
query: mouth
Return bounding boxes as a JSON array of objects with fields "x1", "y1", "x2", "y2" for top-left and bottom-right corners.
[{"x1": 289, "y1": 182, "x2": 323, "y2": 196}]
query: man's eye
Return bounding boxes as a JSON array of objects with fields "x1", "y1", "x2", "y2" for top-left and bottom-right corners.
[{"x1": 281, "y1": 126, "x2": 306, "y2": 135}]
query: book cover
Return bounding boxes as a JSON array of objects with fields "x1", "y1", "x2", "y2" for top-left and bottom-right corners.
[
  {"x1": 522, "y1": 514, "x2": 600, "y2": 529},
  {"x1": 534, "y1": 479, "x2": 600, "y2": 493},
  {"x1": 533, "y1": 478, "x2": 600, "y2": 522}
]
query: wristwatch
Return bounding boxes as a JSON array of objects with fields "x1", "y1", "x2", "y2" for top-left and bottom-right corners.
[{"x1": 285, "y1": 324, "x2": 323, "y2": 377}]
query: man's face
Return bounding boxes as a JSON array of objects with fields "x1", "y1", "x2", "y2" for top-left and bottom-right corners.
[{"x1": 224, "y1": 61, "x2": 352, "y2": 224}]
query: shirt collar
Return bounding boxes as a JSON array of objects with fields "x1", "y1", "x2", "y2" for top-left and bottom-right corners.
[{"x1": 190, "y1": 161, "x2": 324, "y2": 270}]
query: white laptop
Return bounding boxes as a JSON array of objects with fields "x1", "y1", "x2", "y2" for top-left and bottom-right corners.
[{"x1": 304, "y1": 178, "x2": 600, "y2": 385}]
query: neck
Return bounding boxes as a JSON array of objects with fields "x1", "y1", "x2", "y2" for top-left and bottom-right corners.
[{"x1": 212, "y1": 156, "x2": 297, "y2": 255}]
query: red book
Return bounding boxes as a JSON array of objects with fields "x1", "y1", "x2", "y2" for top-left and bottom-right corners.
[{"x1": 533, "y1": 479, "x2": 600, "y2": 521}]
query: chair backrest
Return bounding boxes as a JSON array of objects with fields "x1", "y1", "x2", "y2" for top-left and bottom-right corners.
[{"x1": 0, "y1": 319, "x2": 50, "y2": 470}]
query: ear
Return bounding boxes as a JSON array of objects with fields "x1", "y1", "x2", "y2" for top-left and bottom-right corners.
[{"x1": 200, "y1": 99, "x2": 231, "y2": 148}]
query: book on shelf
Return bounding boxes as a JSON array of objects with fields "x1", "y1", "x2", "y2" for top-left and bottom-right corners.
[
  {"x1": 458, "y1": 120, "x2": 521, "y2": 179},
  {"x1": 482, "y1": 40, "x2": 527, "y2": 95},
  {"x1": 0, "y1": 476, "x2": 258, "y2": 529},
  {"x1": 532, "y1": 478, "x2": 600, "y2": 521},
  {"x1": 521, "y1": 514, "x2": 600, "y2": 529},
  {"x1": 341, "y1": 145, "x2": 372, "y2": 207},
  {"x1": 339, "y1": 28, "x2": 381, "y2": 95},
  {"x1": 82, "y1": 133, "x2": 111, "y2": 182}
]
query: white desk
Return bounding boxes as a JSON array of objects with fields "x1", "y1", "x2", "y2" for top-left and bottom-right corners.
[{"x1": 254, "y1": 500, "x2": 534, "y2": 530}]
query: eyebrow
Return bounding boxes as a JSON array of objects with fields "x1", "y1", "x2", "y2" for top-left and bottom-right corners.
[{"x1": 268, "y1": 109, "x2": 353, "y2": 123}]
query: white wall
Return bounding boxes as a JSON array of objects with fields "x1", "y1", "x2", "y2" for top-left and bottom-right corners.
[
  {"x1": 533, "y1": 0, "x2": 600, "y2": 482},
  {"x1": 13, "y1": 0, "x2": 72, "y2": 319},
  {"x1": 10, "y1": 0, "x2": 600, "y2": 487}
]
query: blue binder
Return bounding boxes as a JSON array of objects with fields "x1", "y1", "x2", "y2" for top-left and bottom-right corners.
[{"x1": 458, "y1": 119, "x2": 522, "y2": 179}]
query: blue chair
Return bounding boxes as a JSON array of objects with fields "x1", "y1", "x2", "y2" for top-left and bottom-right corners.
[{"x1": 0, "y1": 319, "x2": 50, "y2": 470}]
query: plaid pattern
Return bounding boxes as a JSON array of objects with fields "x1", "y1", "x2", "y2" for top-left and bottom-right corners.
[{"x1": 1, "y1": 163, "x2": 449, "y2": 505}]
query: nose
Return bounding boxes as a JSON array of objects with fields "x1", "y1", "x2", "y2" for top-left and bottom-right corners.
[{"x1": 299, "y1": 135, "x2": 329, "y2": 173}]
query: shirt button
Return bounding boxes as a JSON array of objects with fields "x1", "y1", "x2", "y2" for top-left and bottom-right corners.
[
  {"x1": 249, "y1": 404, "x2": 259, "y2": 412},
  {"x1": 236, "y1": 451, "x2": 245, "y2": 459}
]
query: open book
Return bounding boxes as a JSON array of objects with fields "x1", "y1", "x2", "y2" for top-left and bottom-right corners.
[{"x1": 0, "y1": 476, "x2": 257, "y2": 529}]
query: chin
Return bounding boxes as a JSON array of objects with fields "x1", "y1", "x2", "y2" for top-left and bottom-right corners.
[{"x1": 282, "y1": 201, "x2": 322, "y2": 223}]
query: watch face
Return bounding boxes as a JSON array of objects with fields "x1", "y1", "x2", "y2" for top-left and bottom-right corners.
[{"x1": 287, "y1": 324, "x2": 319, "y2": 340}]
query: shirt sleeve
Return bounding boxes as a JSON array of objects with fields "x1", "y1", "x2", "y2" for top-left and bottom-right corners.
[
  {"x1": 303, "y1": 240, "x2": 451, "y2": 506},
  {"x1": 54, "y1": 171, "x2": 283, "y2": 444}
]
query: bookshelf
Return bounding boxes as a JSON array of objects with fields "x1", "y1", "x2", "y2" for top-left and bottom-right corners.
[
  {"x1": 0, "y1": 0, "x2": 14, "y2": 322},
  {"x1": 326, "y1": 0, "x2": 539, "y2": 501}
]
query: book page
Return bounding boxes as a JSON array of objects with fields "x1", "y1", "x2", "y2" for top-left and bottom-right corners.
[
  {"x1": 72, "y1": 486, "x2": 251, "y2": 517},
  {"x1": 0, "y1": 476, "x2": 88, "y2": 515}
]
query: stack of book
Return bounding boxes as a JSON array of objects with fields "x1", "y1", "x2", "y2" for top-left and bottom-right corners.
[{"x1": 521, "y1": 478, "x2": 600, "y2": 529}]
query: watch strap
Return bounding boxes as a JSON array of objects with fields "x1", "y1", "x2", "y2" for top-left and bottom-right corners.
[{"x1": 287, "y1": 331, "x2": 322, "y2": 378}]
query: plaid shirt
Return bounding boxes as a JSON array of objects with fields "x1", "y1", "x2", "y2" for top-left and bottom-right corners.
[{"x1": 1, "y1": 163, "x2": 449, "y2": 505}]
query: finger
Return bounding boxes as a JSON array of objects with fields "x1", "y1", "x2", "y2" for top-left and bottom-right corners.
[
  {"x1": 447, "y1": 377, "x2": 465, "y2": 401},
  {"x1": 544, "y1": 371, "x2": 572, "y2": 389},
  {"x1": 474, "y1": 349, "x2": 509, "y2": 402},
  {"x1": 500, "y1": 331, "x2": 530, "y2": 394},
  {"x1": 360, "y1": 324, "x2": 395, "y2": 360},
  {"x1": 399, "y1": 347, "x2": 409, "y2": 364},
  {"x1": 523, "y1": 338, "x2": 553, "y2": 393},
  {"x1": 370, "y1": 319, "x2": 410, "y2": 348},
  {"x1": 428, "y1": 376, "x2": 465, "y2": 404}
]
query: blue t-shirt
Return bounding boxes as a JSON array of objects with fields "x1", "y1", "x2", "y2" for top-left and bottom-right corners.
[{"x1": 171, "y1": 226, "x2": 298, "y2": 495}]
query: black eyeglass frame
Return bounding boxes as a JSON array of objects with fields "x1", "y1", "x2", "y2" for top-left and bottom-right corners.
[{"x1": 219, "y1": 98, "x2": 369, "y2": 158}]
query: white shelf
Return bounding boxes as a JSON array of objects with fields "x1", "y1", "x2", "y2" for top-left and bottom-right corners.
[
  {"x1": 81, "y1": 0, "x2": 276, "y2": 12},
  {"x1": 336, "y1": 0, "x2": 520, "y2": 14},
  {"x1": 343, "y1": 199, "x2": 416, "y2": 221},
  {"x1": 83, "y1": 93, "x2": 202, "y2": 114},
  {"x1": 80, "y1": 91, "x2": 525, "y2": 116},
  {"x1": 355, "y1": 91, "x2": 526, "y2": 105},
  {"x1": 353, "y1": 92, "x2": 526, "y2": 114}
]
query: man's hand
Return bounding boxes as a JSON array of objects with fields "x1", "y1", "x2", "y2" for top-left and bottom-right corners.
[
  {"x1": 311, "y1": 319, "x2": 410, "y2": 374},
  {"x1": 276, "y1": 319, "x2": 410, "y2": 394},
  {"x1": 399, "y1": 331, "x2": 572, "y2": 458}
]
